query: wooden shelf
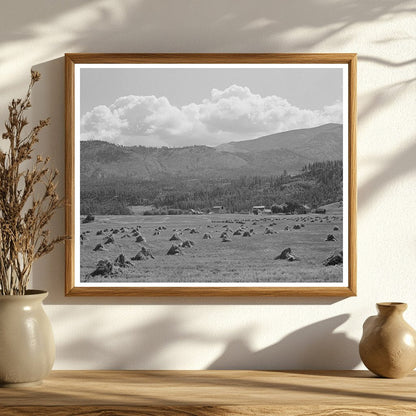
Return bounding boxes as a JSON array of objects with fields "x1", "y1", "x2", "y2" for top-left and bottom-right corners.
[{"x1": 1, "y1": 370, "x2": 415, "y2": 415}]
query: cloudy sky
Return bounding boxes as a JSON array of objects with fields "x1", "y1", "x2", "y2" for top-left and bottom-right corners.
[{"x1": 80, "y1": 66, "x2": 343, "y2": 147}]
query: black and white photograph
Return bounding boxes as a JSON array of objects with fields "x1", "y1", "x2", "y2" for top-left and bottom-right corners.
[{"x1": 65, "y1": 54, "x2": 356, "y2": 295}]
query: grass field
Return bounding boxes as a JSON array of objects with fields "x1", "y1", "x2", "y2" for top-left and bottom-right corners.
[{"x1": 80, "y1": 209, "x2": 343, "y2": 284}]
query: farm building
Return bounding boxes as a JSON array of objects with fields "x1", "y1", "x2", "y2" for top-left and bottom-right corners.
[
  {"x1": 264, "y1": 209, "x2": 272, "y2": 215},
  {"x1": 212, "y1": 205, "x2": 226, "y2": 214},
  {"x1": 252, "y1": 205, "x2": 265, "y2": 215}
]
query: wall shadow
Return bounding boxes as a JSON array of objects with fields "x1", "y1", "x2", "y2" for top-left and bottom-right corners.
[
  {"x1": 54, "y1": 310, "x2": 216, "y2": 369},
  {"x1": 30, "y1": 56, "x2": 67, "y2": 302},
  {"x1": 358, "y1": 139, "x2": 416, "y2": 210},
  {"x1": 207, "y1": 314, "x2": 360, "y2": 370},
  {"x1": 358, "y1": 77, "x2": 415, "y2": 127},
  {"x1": 53, "y1": 310, "x2": 359, "y2": 370},
  {"x1": 0, "y1": 0, "x2": 414, "y2": 99}
]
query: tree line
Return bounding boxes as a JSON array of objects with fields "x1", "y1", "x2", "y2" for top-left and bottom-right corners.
[{"x1": 80, "y1": 160, "x2": 342, "y2": 215}]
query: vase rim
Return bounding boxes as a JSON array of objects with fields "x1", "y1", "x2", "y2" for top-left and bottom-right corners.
[
  {"x1": 0, "y1": 290, "x2": 48, "y2": 301},
  {"x1": 377, "y1": 302, "x2": 407, "y2": 312}
]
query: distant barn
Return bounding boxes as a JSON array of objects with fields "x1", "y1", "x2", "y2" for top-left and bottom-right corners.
[
  {"x1": 252, "y1": 206, "x2": 265, "y2": 215},
  {"x1": 212, "y1": 206, "x2": 225, "y2": 214}
]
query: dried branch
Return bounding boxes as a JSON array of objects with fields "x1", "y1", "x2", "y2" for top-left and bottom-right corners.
[{"x1": 0, "y1": 71, "x2": 66, "y2": 295}]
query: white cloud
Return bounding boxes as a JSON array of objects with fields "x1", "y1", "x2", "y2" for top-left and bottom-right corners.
[
  {"x1": 81, "y1": 104, "x2": 126, "y2": 141},
  {"x1": 321, "y1": 101, "x2": 343, "y2": 124},
  {"x1": 81, "y1": 85, "x2": 343, "y2": 147}
]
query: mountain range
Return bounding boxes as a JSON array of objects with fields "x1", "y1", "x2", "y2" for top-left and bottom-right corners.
[{"x1": 80, "y1": 123, "x2": 342, "y2": 181}]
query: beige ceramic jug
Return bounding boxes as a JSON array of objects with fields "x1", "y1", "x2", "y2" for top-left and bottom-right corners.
[{"x1": 359, "y1": 302, "x2": 416, "y2": 378}]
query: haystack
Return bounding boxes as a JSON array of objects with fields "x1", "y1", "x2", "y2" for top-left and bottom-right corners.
[
  {"x1": 82, "y1": 214, "x2": 95, "y2": 224},
  {"x1": 323, "y1": 250, "x2": 343, "y2": 266},
  {"x1": 169, "y1": 233, "x2": 182, "y2": 241},
  {"x1": 181, "y1": 240, "x2": 194, "y2": 248},
  {"x1": 136, "y1": 235, "x2": 146, "y2": 243},
  {"x1": 275, "y1": 247, "x2": 298, "y2": 261},
  {"x1": 202, "y1": 233, "x2": 212, "y2": 239},
  {"x1": 93, "y1": 243, "x2": 106, "y2": 252},
  {"x1": 114, "y1": 254, "x2": 130, "y2": 267},
  {"x1": 131, "y1": 247, "x2": 154, "y2": 261},
  {"x1": 326, "y1": 234, "x2": 337, "y2": 241},
  {"x1": 167, "y1": 244, "x2": 182, "y2": 255},
  {"x1": 90, "y1": 260, "x2": 112, "y2": 276}
]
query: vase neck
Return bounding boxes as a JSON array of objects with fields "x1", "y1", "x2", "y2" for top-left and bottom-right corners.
[{"x1": 377, "y1": 302, "x2": 407, "y2": 316}]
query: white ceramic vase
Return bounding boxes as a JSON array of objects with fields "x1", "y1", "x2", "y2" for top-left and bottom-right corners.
[{"x1": 0, "y1": 290, "x2": 55, "y2": 387}]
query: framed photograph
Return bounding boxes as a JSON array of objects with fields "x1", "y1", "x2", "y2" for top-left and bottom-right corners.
[{"x1": 65, "y1": 53, "x2": 356, "y2": 296}]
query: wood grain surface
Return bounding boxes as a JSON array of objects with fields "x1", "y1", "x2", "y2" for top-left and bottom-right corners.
[{"x1": 1, "y1": 370, "x2": 415, "y2": 415}]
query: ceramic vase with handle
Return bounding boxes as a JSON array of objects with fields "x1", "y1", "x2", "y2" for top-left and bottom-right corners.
[
  {"x1": 0, "y1": 290, "x2": 55, "y2": 387},
  {"x1": 359, "y1": 302, "x2": 416, "y2": 378}
]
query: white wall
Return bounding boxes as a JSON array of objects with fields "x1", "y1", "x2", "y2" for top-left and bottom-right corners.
[{"x1": 1, "y1": 0, "x2": 415, "y2": 370}]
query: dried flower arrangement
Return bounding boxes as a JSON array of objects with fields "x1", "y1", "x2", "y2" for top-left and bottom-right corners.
[{"x1": 0, "y1": 71, "x2": 65, "y2": 295}]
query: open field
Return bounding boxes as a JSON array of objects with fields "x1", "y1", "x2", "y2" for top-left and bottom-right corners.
[{"x1": 80, "y1": 211, "x2": 343, "y2": 284}]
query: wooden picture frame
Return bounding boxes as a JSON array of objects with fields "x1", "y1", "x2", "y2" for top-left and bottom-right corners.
[{"x1": 65, "y1": 53, "x2": 356, "y2": 296}]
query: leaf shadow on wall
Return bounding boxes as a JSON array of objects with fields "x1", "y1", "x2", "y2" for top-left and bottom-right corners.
[
  {"x1": 207, "y1": 314, "x2": 360, "y2": 370},
  {"x1": 55, "y1": 0, "x2": 414, "y2": 53},
  {"x1": 356, "y1": 53, "x2": 416, "y2": 209},
  {"x1": 52, "y1": 308, "x2": 359, "y2": 370},
  {"x1": 0, "y1": 0, "x2": 413, "y2": 98},
  {"x1": 53, "y1": 312, "x2": 215, "y2": 369},
  {"x1": 358, "y1": 139, "x2": 416, "y2": 210}
]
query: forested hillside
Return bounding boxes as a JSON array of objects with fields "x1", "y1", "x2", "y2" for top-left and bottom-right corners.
[
  {"x1": 80, "y1": 123, "x2": 343, "y2": 215},
  {"x1": 80, "y1": 160, "x2": 342, "y2": 215}
]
